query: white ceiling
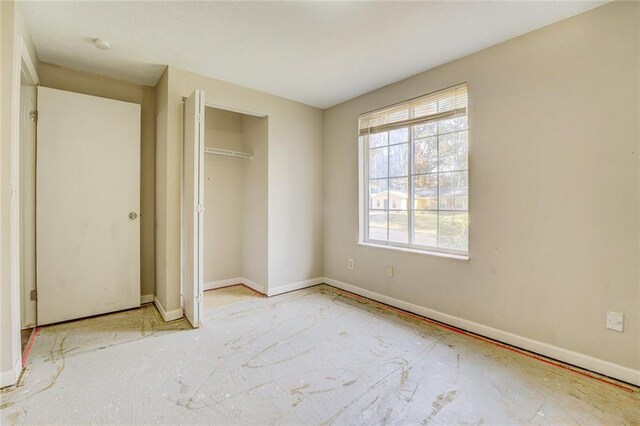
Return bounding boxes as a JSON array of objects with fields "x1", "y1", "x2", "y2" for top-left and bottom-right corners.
[{"x1": 21, "y1": 1, "x2": 607, "y2": 109}]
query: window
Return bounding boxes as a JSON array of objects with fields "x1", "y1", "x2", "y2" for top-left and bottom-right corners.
[{"x1": 360, "y1": 84, "x2": 469, "y2": 256}]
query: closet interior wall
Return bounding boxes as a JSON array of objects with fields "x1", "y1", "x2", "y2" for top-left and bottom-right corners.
[{"x1": 203, "y1": 107, "x2": 268, "y2": 291}]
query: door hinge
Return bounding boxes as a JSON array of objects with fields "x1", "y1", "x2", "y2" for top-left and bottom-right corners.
[
  {"x1": 197, "y1": 293, "x2": 203, "y2": 303},
  {"x1": 29, "y1": 110, "x2": 38, "y2": 123},
  {"x1": 197, "y1": 203, "x2": 204, "y2": 214},
  {"x1": 198, "y1": 112, "x2": 203, "y2": 123},
  {"x1": 30, "y1": 289, "x2": 37, "y2": 301}
]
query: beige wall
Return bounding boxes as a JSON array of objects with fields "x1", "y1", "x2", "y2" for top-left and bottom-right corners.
[
  {"x1": 242, "y1": 115, "x2": 269, "y2": 287},
  {"x1": 0, "y1": 0, "x2": 39, "y2": 386},
  {"x1": 203, "y1": 108, "x2": 245, "y2": 282},
  {"x1": 155, "y1": 66, "x2": 323, "y2": 312},
  {"x1": 205, "y1": 107, "x2": 246, "y2": 152},
  {"x1": 267, "y1": 99, "x2": 324, "y2": 288},
  {"x1": 38, "y1": 63, "x2": 156, "y2": 298},
  {"x1": 154, "y1": 69, "x2": 169, "y2": 307},
  {"x1": 323, "y1": 0, "x2": 639, "y2": 376}
]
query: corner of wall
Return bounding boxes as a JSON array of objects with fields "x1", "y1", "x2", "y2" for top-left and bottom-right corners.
[
  {"x1": 153, "y1": 295, "x2": 183, "y2": 322},
  {"x1": 153, "y1": 67, "x2": 170, "y2": 309}
]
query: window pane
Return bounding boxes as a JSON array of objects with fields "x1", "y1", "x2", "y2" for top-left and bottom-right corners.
[
  {"x1": 455, "y1": 131, "x2": 468, "y2": 171},
  {"x1": 413, "y1": 122, "x2": 437, "y2": 139},
  {"x1": 368, "y1": 210, "x2": 388, "y2": 241},
  {"x1": 414, "y1": 137, "x2": 438, "y2": 174},
  {"x1": 389, "y1": 211, "x2": 408, "y2": 244},
  {"x1": 454, "y1": 171, "x2": 468, "y2": 211},
  {"x1": 414, "y1": 174, "x2": 437, "y2": 210},
  {"x1": 369, "y1": 132, "x2": 388, "y2": 148},
  {"x1": 389, "y1": 177, "x2": 408, "y2": 210},
  {"x1": 369, "y1": 147, "x2": 388, "y2": 179},
  {"x1": 368, "y1": 179, "x2": 388, "y2": 210},
  {"x1": 414, "y1": 211, "x2": 437, "y2": 247},
  {"x1": 439, "y1": 116, "x2": 468, "y2": 134},
  {"x1": 389, "y1": 128, "x2": 408, "y2": 144},
  {"x1": 389, "y1": 143, "x2": 408, "y2": 177},
  {"x1": 438, "y1": 173, "x2": 455, "y2": 210},
  {"x1": 439, "y1": 211, "x2": 468, "y2": 251},
  {"x1": 439, "y1": 172, "x2": 467, "y2": 210},
  {"x1": 439, "y1": 131, "x2": 468, "y2": 172},
  {"x1": 455, "y1": 116, "x2": 468, "y2": 131},
  {"x1": 438, "y1": 133, "x2": 456, "y2": 172}
]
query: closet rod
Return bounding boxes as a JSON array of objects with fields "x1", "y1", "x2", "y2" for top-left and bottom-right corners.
[{"x1": 204, "y1": 146, "x2": 254, "y2": 160}]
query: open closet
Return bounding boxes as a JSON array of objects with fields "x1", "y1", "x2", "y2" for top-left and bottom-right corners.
[
  {"x1": 203, "y1": 106, "x2": 268, "y2": 291},
  {"x1": 182, "y1": 90, "x2": 268, "y2": 328}
]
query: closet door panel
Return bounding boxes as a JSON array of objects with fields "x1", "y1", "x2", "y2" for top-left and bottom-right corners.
[{"x1": 182, "y1": 89, "x2": 205, "y2": 327}]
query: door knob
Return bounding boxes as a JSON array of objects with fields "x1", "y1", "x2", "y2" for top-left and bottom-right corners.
[{"x1": 129, "y1": 212, "x2": 138, "y2": 220}]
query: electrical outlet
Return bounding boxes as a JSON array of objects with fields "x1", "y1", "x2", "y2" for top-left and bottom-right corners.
[
  {"x1": 347, "y1": 258, "x2": 354, "y2": 270},
  {"x1": 386, "y1": 265, "x2": 393, "y2": 278},
  {"x1": 606, "y1": 311, "x2": 624, "y2": 332}
]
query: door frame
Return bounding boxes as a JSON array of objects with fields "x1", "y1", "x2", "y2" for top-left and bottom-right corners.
[
  {"x1": 3, "y1": 36, "x2": 39, "y2": 387},
  {"x1": 19, "y1": 84, "x2": 37, "y2": 329}
]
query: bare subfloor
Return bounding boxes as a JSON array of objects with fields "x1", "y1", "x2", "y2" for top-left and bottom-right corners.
[
  {"x1": 1, "y1": 285, "x2": 638, "y2": 424},
  {"x1": 20, "y1": 329, "x2": 33, "y2": 354}
]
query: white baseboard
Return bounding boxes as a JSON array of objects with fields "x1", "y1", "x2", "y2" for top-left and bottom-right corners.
[
  {"x1": 0, "y1": 357, "x2": 22, "y2": 388},
  {"x1": 242, "y1": 278, "x2": 266, "y2": 295},
  {"x1": 322, "y1": 277, "x2": 640, "y2": 387},
  {"x1": 204, "y1": 278, "x2": 244, "y2": 291},
  {"x1": 268, "y1": 277, "x2": 323, "y2": 297},
  {"x1": 153, "y1": 296, "x2": 183, "y2": 322},
  {"x1": 140, "y1": 294, "x2": 154, "y2": 305},
  {"x1": 204, "y1": 277, "x2": 266, "y2": 295}
]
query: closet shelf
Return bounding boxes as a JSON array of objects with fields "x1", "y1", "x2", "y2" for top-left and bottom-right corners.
[{"x1": 204, "y1": 147, "x2": 254, "y2": 160}]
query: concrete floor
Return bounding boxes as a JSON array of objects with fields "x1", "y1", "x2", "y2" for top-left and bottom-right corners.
[{"x1": 1, "y1": 284, "x2": 638, "y2": 424}]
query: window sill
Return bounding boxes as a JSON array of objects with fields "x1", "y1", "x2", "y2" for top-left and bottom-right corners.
[{"x1": 357, "y1": 242, "x2": 470, "y2": 261}]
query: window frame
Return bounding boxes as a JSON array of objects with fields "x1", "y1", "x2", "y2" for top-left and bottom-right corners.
[{"x1": 358, "y1": 84, "x2": 469, "y2": 258}]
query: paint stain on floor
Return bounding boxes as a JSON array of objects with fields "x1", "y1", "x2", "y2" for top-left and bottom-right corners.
[{"x1": 1, "y1": 285, "x2": 638, "y2": 424}]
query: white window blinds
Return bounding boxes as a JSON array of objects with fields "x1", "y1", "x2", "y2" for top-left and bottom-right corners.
[{"x1": 358, "y1": 84, "x2": 468, "y2": 136}]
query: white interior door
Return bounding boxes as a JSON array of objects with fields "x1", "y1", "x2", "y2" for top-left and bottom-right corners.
[
  {"x1": 36, "y1": 87, "x2": 141, "y2": 325},
  {"x1": 182, "y1": 90, "x2": 205, "y2": 328}
]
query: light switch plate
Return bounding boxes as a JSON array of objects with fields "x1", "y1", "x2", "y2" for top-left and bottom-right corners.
[{"x1": 606, "y1": 311, "x2": 623, "y2": 332}]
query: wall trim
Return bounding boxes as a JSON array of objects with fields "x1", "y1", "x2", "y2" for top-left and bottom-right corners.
[
  {"x1": 140, "y1": 294, "x2": 154, "y2": 305},
  {"x1": 153, "y1": 296, "x2": 183, "y2": 322},
  {"x1": 204, "y1": 278, "x2": 244, "y2": 291},
  {"x1": 0, "y1": 357, "x2": 22, "y2": 389},
  {"x1": 268, "y1": 277, "x2": 323, "y2": 297},
  {"x1": 322, "y1": 277, "x2": 640, "y2": 387},
  {"x1": 242, "y1": 278, "x2": 265, "y2": 295},
  {"x1": 204, "y1": 277, "x2": 266, "y2": 295}
]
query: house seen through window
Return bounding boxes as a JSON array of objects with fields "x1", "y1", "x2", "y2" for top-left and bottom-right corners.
[{"x1": 359, "y1": 84, "x2": 469, "y2": 255}]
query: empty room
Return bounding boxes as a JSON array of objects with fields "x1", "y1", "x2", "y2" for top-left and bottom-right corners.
[{"x1": 1, "y1": 0, "x2": 639, "y2": 424}]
